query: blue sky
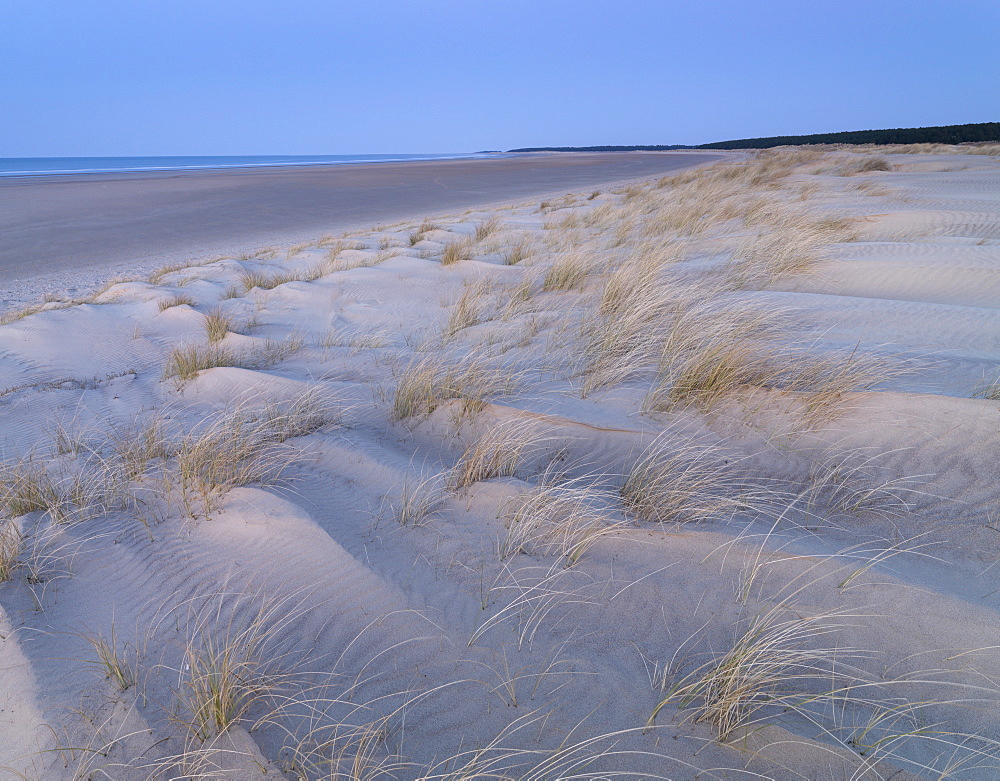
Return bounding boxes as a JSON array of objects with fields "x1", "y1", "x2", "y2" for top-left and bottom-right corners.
[{"x1": 3, "y1": 0, "x2": 998, "y2": 156}]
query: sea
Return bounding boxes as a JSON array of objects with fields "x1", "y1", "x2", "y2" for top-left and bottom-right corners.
[{"x1": 0, "y1": 152, "x2": 503, "y2": 177}]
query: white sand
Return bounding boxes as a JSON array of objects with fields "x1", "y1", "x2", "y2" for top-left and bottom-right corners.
[{"x1": 1, "y1": 148, "x2": 999, "y2": 779}]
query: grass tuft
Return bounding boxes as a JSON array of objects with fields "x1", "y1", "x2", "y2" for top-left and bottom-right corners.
[
  {"x1": 620, "y1": 431, "x2": 770, "y2": 524},
  {"x1": 0, "y1": 457, "x2": 61, "y2": 519},
  {"x1": 542, "y1": 251, "x2": 591, "y2": 292},
  {"x1": 158, "y1": 294, "x2": 196, "y2": 312},
  {"x1": 474, "y1": 216, "x2": 502, "y2": 242},
  {"x1": 259, "y1": 387, "x2": 341, "y2": 442},
  {"x1": 973, "y1": 377, "x2": 1000, "y2": 400},
  {"x1": 81, "y1": 626, "x2": 136, "y2": 692},
  {"x1": 0, "y1": 453, "x2": 128, "y2": 525},
  {"x1": 202, "y1": 307, "x2": 233, "y2": 344},
  {"x1": 839, "y1": 155, "x2": 893, "y2": 175},
  {"x1": 148, "y1": 262, "x2": 191, "y2": 284},
  {"x1": 163, "y1": 344, "x2": 238, "y2": 382},
  {"x1": 501, "y1": 239, "x2": 532, "y2": 266},
  {"x1": 109, "y1": 414, "x2": 173, "y2": 480},
  {"x1": 443, "y1": 286, "x2": 483, "y2": 339},
  {"x1": 801, "y1": 446, "x2": 924, "y2": 522},
  {"x1": 448, "y1": 418, "x2": 544, "y2": 490},
  {"x1": 650, "y1": 601, "x2": 851, "y2": 741},
  {"x1": 164, "y1": 336, "x2": 302, "y2": 383},
  {"x1": 173, "y1": 592, "x2": 304, "y2": 741},
  {"x1": 174, "y1": 407, "x2": 293, "y2": 517},
  {"x1": 391, "y1": 353, "x2": 522, "y2": 420},
  {"x1": 441, "y1": 238, "x2": 473, "y2": 266},
  {"x1": 388, "y1": 471, "x2": 447, "y2": 526},
  {"x1": 239, "y1": 269, "x2": 282, "y2": 293},
  {"x1": 0, "y1": 521, "x2": 23, "y2": 581},
  {"x1": 499, "y1": 476, "x2": 623, "y2": 566}
]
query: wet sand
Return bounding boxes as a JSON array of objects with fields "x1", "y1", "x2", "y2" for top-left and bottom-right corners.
[{"x1": 0, "y1": 152, "x2": 721, "y2": 298}]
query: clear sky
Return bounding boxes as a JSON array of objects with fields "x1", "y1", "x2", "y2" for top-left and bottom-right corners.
[{"x1": 3, "y1": 0, "x2": 998, "y2": 156}]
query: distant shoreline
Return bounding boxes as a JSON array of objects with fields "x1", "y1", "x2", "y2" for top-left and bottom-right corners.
[
  {"x1": 0, "y1": 152, "x2": 511, "y2": 179},
  {"x1": 0, "y1": 150, "x2": 722, "y2": 307}
]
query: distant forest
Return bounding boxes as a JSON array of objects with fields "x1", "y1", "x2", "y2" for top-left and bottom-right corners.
[
  {"x1": 508, "y1": 122, "x2": 1000, "y2": 153},
  {"x1": 699, "y1": 122, "x2": 1000, "y2": 149}
]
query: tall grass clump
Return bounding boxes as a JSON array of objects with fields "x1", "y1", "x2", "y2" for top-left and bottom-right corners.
[
  {"x1": 238, "y1": 269, "x2": 276, "y2": 292},
  {"x1": 576, "y1": 243, "x2": 687, "y2": 395},
  {"x1": 648, "y1": 324, "x2": 899, "y2": 421},
  {"x1": 172, "y1": 592, "x2": 306, "y2": 741},
  {"x1": 258, "y1": 387, "x2": 340, "y2": 442},
  {"x1": 81, "y1": 626, "x2": 136, "y2": 692},
  {"x1": 801, "y1": 446, "x2": 924, "y2": 522},
  {"x1": 448, "y1": 418, "x2": 545, "y2": 490},
  {"x1": 730, "y1": 226, "x2": 826, "y2": 285},
  {"x1": 644, "y1": 303, "x2": 781, "y2": 413},
  {"x1": 0, "y1": 457, "x2": 62, "y2": 519},
  {"x1": 579, "y1": 306, "x2": 664, "y2": 395},
  {"x1": 578, "y1": 265, "x2": 677, "y2": 395},
  {"x1": 392, "y1": 356, "x2": 452, "y2": 420},
  {"x1": 542, "y1": 251, "x2": 591, "y2": 292},
  {"x1": 600, "y1": 242, "x2": 681, "y2": 315},
  {"x1": 109, "y1": 414, "x2": 173, "y2": 480},
  {"x1": 441, "y1": 238, "x2": 473, "y2": 266},
  {"x1": 838, "y1": 155, "x2": 893, "y2": 175},
  {"x1": 173, "y1": 408, "x2": 293, "y2": 516},
  {"x1": 501, "y1": 239, "x2": 531, "y2": 266},
  {"x1": 0, "y1": 521, "x2": 23, "y2": 581},
  {"x1": 474, "y1": 216, "x2": 501, "y2": 242},
  {"x1": 386, "y1": 471, "x2": 447, "y2": 527},
  {"x1": 238, "y1": 267, "x2": 309, "y2": 293},
  {"x1": 242, "y1": 335, "x2": 303, "y2": 369},
  {"x1": 620, "y1": 431, "x2": 771, "y2": 524},
  {"x1": 149, "y1": 262, "x2": 191, "y2": 284},
  {"x1": 637, "y1": 181, "x2": 745, "y2": 237},
  {"x1": 164, "y1": 336, "x2": 302, "y2": 383},
  {"x1": 163, "y1": 344, "x2": 238, "y2": 382},
  {"x1": 0, "y1": 454, "x2": 127, "y2": 525},
  {"x1": 770, "y1": 346, "x2": 903, "y2": 422},
  {"x1": 391, "y1": 353, "x2": 522, "y2": 420},
  {"x1": 203, "y1": 307, "x2": 233, "y2": 344},
  {"x1": 649, "y1": 601, "x2": 852, "y2": 741},
  {"x1": 973, "y1": 377, "x2": 1000, "y2": 400},
  {"x1": 499, "y1": 478, "x2": 623, "y2": 566},
  {"x1": 158, "y1": 294, "x2": 196, "y2": 312},
  {"x1": 408, "y1": 219, "x2": 441, "y2": 246},
  {"x1": 729, "y1": 202, "x2": 858, "y2": 285},
  {"x1": 443, "y1": 286, "x2": 483, "y2": 339}
]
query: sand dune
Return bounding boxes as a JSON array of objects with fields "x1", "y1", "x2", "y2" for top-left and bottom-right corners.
[{"x1": 1, "y1": 147, "x2": 999, "y2": 779}]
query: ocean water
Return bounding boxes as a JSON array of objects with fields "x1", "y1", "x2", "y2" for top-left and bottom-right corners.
[{"x1": 0, "y1": 152, "x2": 501, "y2": 177}]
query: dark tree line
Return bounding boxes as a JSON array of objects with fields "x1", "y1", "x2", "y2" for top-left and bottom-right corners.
[
  {"x1": 698, "y1": 122, "x2": 1000, "y2": 149},
  {"x1": 507, "y1": 123, "x2": 1000, "y2": 153}
]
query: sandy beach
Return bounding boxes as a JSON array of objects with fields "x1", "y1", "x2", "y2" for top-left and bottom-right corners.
[
  {"x1": 0, "y1": 152, "x2": 718, "y2": 311},
  {"x1": 1, "y1": 146, "x2": 999, "y2": 779}
]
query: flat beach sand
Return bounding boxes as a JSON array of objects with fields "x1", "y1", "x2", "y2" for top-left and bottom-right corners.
[
  {"x1": 1, "y1": 146, "x2": 999, "y2": 778},
  {"x1": 0, "y1": 152, "x2": 716, "y2": 310}
]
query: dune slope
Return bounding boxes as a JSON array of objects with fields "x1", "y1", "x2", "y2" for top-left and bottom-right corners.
[{"x1": 1, "y1": 147, "x2": 999, "y2": 779}]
